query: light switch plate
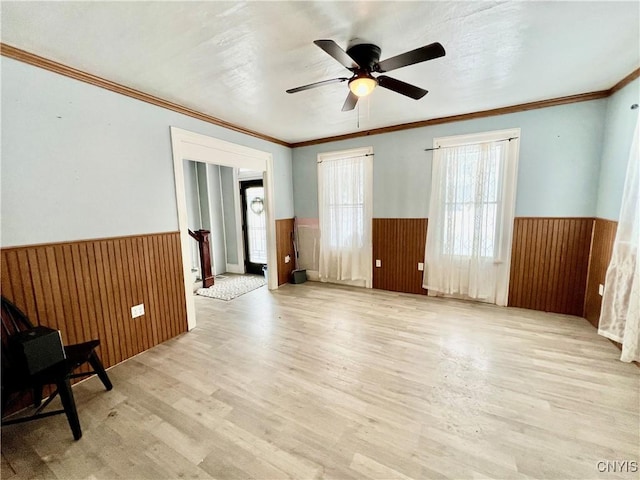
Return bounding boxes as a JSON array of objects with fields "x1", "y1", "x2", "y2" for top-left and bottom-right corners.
[
  {"x1": 598, "y1": 284, "x2": 604, "y2": 296},
  {"x1": 285, "y1": 255, "x2": 290, "y2": 263},
  {"x1": 418, "y1": 262, "x2": 424, "y2": 271},
  {"x1": 375, "y1": 259, "x2": 381, "y2": 268}
]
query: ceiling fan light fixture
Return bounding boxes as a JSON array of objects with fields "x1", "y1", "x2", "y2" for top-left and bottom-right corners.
[{"x1": 348, "y1": 75, "x2": 377, "y2": 97}]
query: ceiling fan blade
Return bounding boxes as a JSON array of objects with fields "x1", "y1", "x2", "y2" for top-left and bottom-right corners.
[
  {"x1": 377, "y1": 75, "x2": 428, "y2": 99},
  {"x1": 314, "y1": 40, "x2": 360, "y2": 70},
  {"x1": 341, "y1": 91, "x2": 359, "y2": 111},
  {"x1": 376, "y1": 42, "x2": 445, "y2": 73},
  {"x1": 286, "y1": 77, "x2": 349, "y2": 94}
]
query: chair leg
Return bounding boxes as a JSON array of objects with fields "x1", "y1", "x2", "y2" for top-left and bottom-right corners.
[
  {"x1": 33, "y1": 384, "x2": 43, "y2": 407},
  {"x1": 56, "y1": 377, "x2": 82, "y2": 440},
  {"x1": 88, "y1": 351, "x2": 112, "y2": 391}
]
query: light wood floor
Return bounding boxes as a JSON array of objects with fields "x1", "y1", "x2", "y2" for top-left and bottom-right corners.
[{"x1": 2, "y1": 282, "x2": 638, "y2": 479}]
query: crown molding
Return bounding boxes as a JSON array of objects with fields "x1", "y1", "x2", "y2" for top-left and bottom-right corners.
[
  {"x1": 290, "y1": 91, "x2": 612, "y2": 147},
  {"x1": 609, "y1": 67, "x2": 640, "y2": 95},
  {"x1": 2, "y1": 43, "x2": 637, "y2": 150},
  {"x1": 0, "y1": 43, "x2": 291, "y2": 147}
]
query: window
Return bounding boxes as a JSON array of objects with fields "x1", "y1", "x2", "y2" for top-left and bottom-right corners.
[
  {"x1": 442, "y1": 142, "x2": 503, "y2": 258},
  {"x1": 317, "y1": 147, "x2": 373, "y2": 287},
  {"x1": 424, "y1": 129, "x2": 520, "y2": 306},
  {"x1": 324, "y1": 160, "x2": 366, "y2": 249}
]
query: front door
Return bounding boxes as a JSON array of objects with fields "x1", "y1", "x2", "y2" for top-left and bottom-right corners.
[{"x1": 240, "y1": 179, "x2": 267, "y2": 275}]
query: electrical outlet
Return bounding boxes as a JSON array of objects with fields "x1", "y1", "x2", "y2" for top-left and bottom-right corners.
[
  {"x1": 375, "y1": 259, "x2": 382, "y2": 268},
  {"x1": 598, "y1": 284, "x2": 604, "y2": 296},
  {"x1": 418, "y1": 262, "x2": 424, "y2": 271},
  {"x1": 131, "y1": 303, "x2": 145, "y2": 318},
  {"x1": 285, "y1": 255, "x2": 290, "y2": 264}
]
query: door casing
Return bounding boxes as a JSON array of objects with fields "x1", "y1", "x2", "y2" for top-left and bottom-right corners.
[{"x1": 170, "y1": 127, "x2": 277, "y2": 331}]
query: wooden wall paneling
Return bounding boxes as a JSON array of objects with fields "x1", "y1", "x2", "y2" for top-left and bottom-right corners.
[
  {"x1": 571, "y1": 221, "x2": 589, "y2": 314},
  {"x1": 276, "y1": 219, "x2": 295, "y2": 286},
  {"x1": 0, "y1": 232, "x2": 188, "y2": 391},
  {"x1": 117, "y1": 239, "x2": 135, "y2": 359},
  {"x1": 510, "y1": 218, "x2": 524, "y2": 308},
  {"x1": 132, "y1": 237, "x2": 149, "y2": 352},
  {"x1": 508, "y1": 218, "x2": 593, "y2": 316},
  {"x1": 2, "y1": 251, "x2": 20, "y2": 315},
  {"x1": 86, "y1": 241, "x2": 114, "y2": 365},
  {"x1": 372, "y1": 219, "x2": 427, "y2": 295},
  {"x1": 142, "y1": 235, "x2": 160, "y2": 347},
  {"x1": 533, "y1": 219, "x2": 547, "y2": 311},
  {"x1": 156, "y1": 235, "x2": 168, "y2": 343},
  {"x1": 155, "y1": 235, "x2": 168, "y2": 343},
  {"x1": 373, "y1": 219, "x2": 394, "y2": 292},
  {"x1": 74, "y1": 243, "x2": 98, "y2": 360},
  {"x1": 169, "y1": 234, "x2": 183, "y2": 340},
  {"x1": 72, "y1": 243, "x2": 97, "y2": 372},
  {"x1": 576, "y1": 219, "x2": 594, "y2": 315},
  {"x1": 166, "y1": 234, "x2": 178, "y2": 340},
  {"x1": 547, "y1": 220, "x2": 561, "y2": 312},
  {"x1": 156, "y1": 235, "x2": 170, "y2": 343},
  {"x1": 173, "y1": 234, "x2": 187, "y2": 337},
  {"x1": 584, "y1": 219, "x2": 618, "y2": 327},
  {"x1": 100, "y1": 241, "x2": 119, "y2": 362},
  {"x1": 123, "y1": 239, "x2": 141, "y2": 355}
]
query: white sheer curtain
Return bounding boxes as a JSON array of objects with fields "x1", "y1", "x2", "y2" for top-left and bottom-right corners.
[
  {"x1": 318, "y1": 147, "x2": 373, "y2": 287},
  {"x1": 423, "y1": 130, "x2": 520, "y2": 306},
  {"x1": 598, "y1": 116, "x2": 639, "y2": 363}
]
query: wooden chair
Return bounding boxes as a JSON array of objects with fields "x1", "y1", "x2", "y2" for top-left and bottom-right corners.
[{"x1": 1, "y1": 296, "x2": 112, "y2": 440}]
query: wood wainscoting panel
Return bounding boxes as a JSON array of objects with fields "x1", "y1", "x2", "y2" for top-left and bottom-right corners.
[
  {"x1": 372, "y1": 218, "x2": 428, "y2": 295},
  {"x1": 276, "y1": 219, "x2": 295, "y2": 286},
  {"x1": 0, "y1": 232, "x2": 188, "y2": 372},
  {"x1": 508, "y1": 217, "x2": 593, "y2": 316},
  {"x1": 584, "y1": 218, "x2": 618, "y2": 327}
]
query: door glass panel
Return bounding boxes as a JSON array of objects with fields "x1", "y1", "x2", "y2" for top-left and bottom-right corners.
[{"x1": 245, "y1": 187, "x2": 267, "y2": 264}]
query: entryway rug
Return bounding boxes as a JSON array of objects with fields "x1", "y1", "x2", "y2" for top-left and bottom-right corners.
[{"x1": 196, "y1": 275, "x2": 266, "y2": 301}]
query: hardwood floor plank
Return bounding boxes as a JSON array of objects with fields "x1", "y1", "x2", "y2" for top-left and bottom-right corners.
[{"x1": 2, "y1": 282, "x2": 638, "y2": 479}]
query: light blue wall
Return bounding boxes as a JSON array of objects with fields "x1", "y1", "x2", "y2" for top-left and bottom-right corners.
[
  {"x1": 293, "y1": 100, "x2": 607, "y2": 219},
  {"x1": 1, "y1": 57, "x2": 294, "y2": 247},
  {"x1": 205, "y1": 164, "x2": 227, "y2": 275},
  {"x1": 220, "y1": 166, "x2": 238, "y2": 265},
  {"x1": 596, "y1": 77, "x2": 640, "y2": 220}
]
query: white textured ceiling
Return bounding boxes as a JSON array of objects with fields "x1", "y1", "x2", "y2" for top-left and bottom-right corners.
[{"x1": 2, "y1": 1, "x2": 639, "y2": 144}]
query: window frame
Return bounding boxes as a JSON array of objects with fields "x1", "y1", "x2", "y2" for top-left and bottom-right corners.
[
  {"x1": 431, "y1": 128, "x2": 520, "y2": 263},
  {"x1": 318, "y1": 147, "x2": 371, "y2": 249}
]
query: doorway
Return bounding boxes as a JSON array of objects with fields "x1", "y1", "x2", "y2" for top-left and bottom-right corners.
[
  {"x1": 240, "y1": 179, "x2": 267, "y2": 275},
  {"x1": 170, "y1": 127, "x2": 278, "y2": 331}
]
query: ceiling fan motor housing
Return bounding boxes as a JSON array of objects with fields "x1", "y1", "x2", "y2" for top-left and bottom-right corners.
[{"x1": 346, "y1": 43, "x2": 381, "y2": 71}]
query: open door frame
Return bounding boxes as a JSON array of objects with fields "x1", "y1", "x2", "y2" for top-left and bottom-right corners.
[{"x1": 170, "y1": 127, "x2": 278, "y2": 331}]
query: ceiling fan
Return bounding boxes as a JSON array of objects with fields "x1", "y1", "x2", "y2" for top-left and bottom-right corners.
[{"x1": 286, "y1": 39, "x2": 446, "y2": 111}]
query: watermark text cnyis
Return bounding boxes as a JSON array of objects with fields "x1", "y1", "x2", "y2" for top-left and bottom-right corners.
[{"x1": 596, "y1": 460, "x2": 638, "y2": 473}]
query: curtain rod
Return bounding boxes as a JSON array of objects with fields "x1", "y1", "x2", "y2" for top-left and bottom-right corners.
[
  {"x1": 424, "y1": 136, "x2": 519, "y2": 152},
  {"x1": 317, "y1": 153, "x2": 374, "y2": 163}
]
